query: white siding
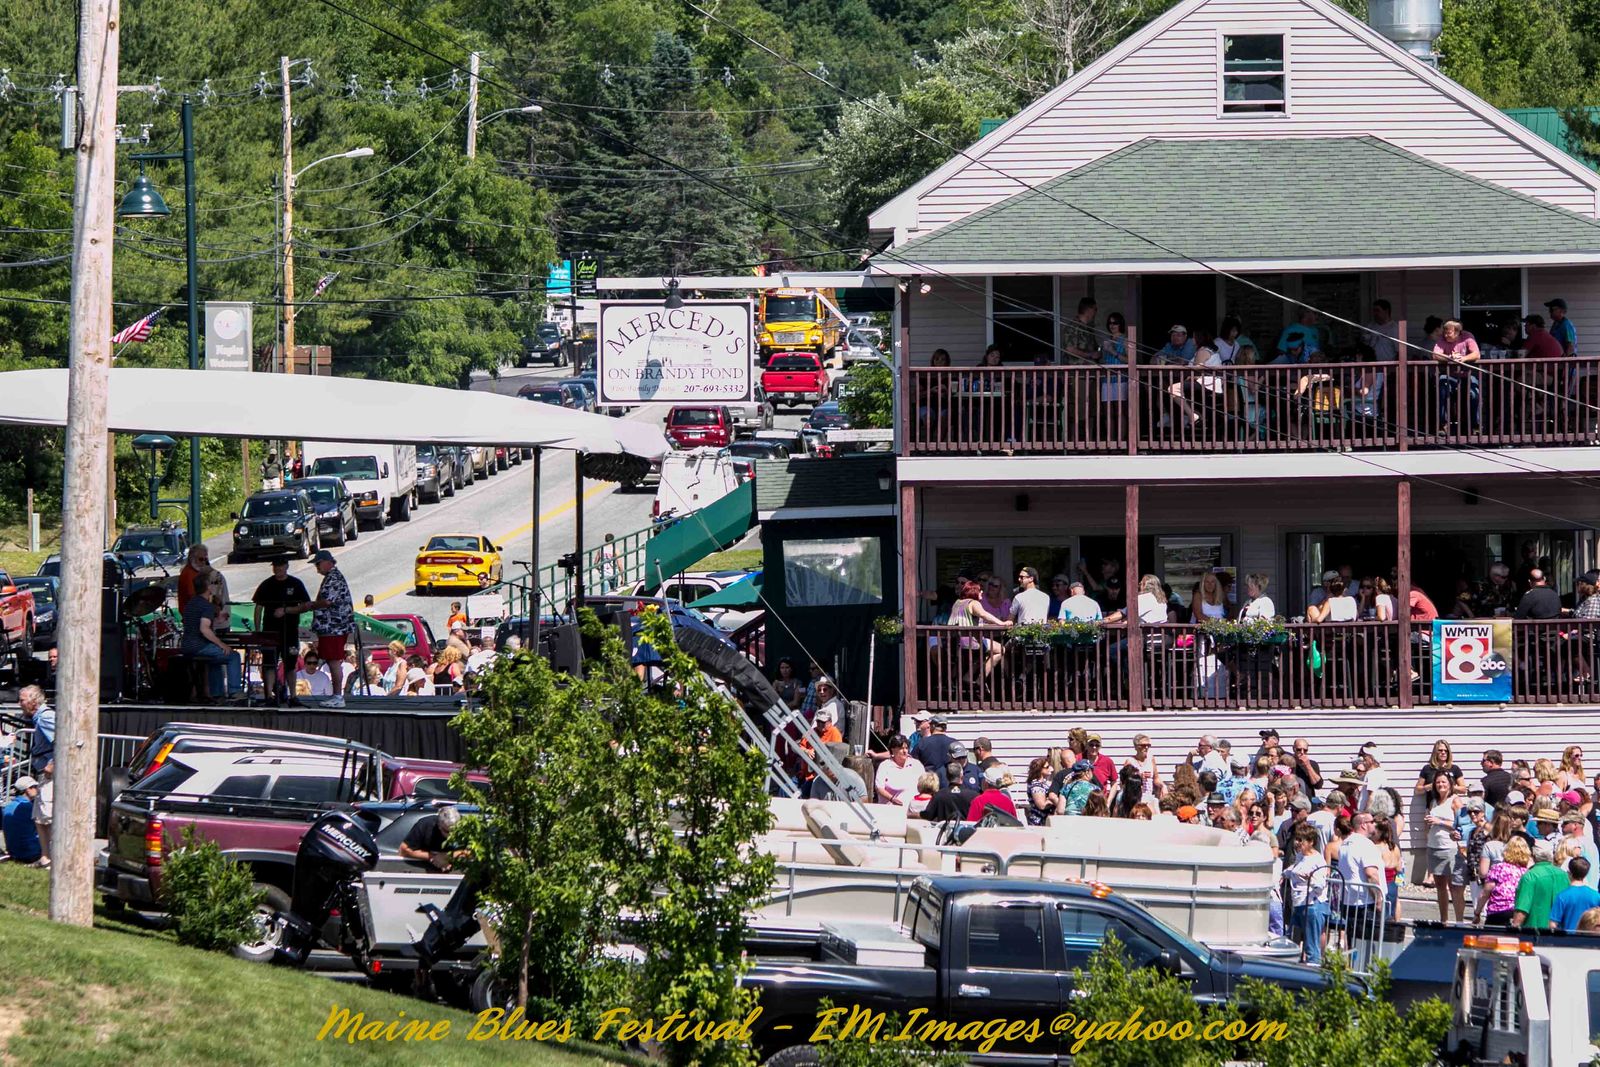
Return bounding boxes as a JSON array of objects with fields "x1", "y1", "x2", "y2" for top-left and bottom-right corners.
[
  {"x1": 1528, "y1": 267, "x2": 1600, "y2": 348},
  {"x1": 934, "y1": 707, "x2": 1600, "y2": 858},
  {"x1": 908, "y1": 0, "x2": 1598, "y2": 234},
  {"x1": 908, "y1": 276, "x2": 987, "y2": 365}
]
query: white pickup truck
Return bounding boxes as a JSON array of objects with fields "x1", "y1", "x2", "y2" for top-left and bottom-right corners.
[
  {"x1": 301, "y1": 442, "x2": 419, "y2": 531},
  {"x1": 1445, "y1": 933, "x2": 1600, "y2": 1066}
]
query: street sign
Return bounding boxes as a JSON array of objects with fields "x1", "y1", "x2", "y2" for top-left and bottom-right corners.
[
  {"x1": 546, "y1": 259, "x2": 572, "y2": 296},
  {"x1": 573, "y1": 253, "x2": 601, "y2": 298},
  {"x1": 1431, "y1": 619, "x2": 1512, "y2": 702},
  {"x1": 204, "y1": 301, "x2": 252, "y2": 371},
  {"x1": 597, "y1": 300, "x2": 754, "y2": 405}
]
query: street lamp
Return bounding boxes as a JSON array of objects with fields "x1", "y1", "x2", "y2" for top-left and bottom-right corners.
[
  {"x1": 466, "y1": 104, "x2": 541, "y2": 159},
  {"x1": 131, "y1": 433, "x2": 179, "y2": 522},
  {"x1": 117, "y1": 98, "x2": 201, "y2": 544},
  {"x1": 280, "y1": 145, "x2": 372, "y2": 380}
]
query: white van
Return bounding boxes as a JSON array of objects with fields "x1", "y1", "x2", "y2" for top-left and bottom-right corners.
[
  {"x1": 651, "y1": 448, "x2": 740, "y2": 525},
  {"x1": 300, "y1": 442, "x2": 419, "y2": 530}
]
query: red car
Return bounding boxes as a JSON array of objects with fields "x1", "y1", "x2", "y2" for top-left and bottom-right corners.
[{"x1": 665, "y1": 406, "x2": 734, "y2": 450}]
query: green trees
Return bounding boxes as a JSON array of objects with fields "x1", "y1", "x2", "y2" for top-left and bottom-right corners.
[{"x1": 451, "y1": 608, "x2": 774, "y2": 1063}]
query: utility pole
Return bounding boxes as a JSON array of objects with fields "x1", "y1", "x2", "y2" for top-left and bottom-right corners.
[
  {"x1": 280, "y1": 55, "x2": 296, "y2": 378},
  {"x1": 465, "y1": 52, "x2": 480, "y2": 159},
  {"x1": 55, "y1": 0, "x2": 119, "y2": 927}
]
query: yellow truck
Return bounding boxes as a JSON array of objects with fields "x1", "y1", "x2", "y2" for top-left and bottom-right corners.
[{"x1": 757, "y1": 287, "x2": 845, "y2": 366}]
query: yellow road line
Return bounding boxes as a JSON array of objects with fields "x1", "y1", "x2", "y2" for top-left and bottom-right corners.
[{"x1": 369, "y1": 481, "x2": 616, "y2": 606}]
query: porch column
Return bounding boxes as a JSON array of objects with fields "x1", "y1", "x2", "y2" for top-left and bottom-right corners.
[
  {"x1": 897, "y1": 279, "x2": 913, "y2": 445},
  {"x1": 1125, "y1": 276, "x2": 1141, "y2": 455},
  {"x1": 1397, "y1": 478, "x2": 1413, "y2": 709},
  {"x1": 1395, "y1": 318, "x2": 1409, "y2": 451},
  {"x1": 900, "y1": 482, "x2": 919, "y2": 720},
  {"x1": 1124, "y1": 484, "x2": 1143, "y2": 712}
]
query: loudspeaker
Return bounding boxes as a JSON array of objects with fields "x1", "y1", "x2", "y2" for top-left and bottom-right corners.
[
  {"x1": 538, "y1": 622, "x2": 583, "y2": 677},
  {"x1": 580, "y1": 608, "x2": 634, "y2": 663},
  {"x1": 100, "y1": 592, "x2": 124, "y2": 703}
]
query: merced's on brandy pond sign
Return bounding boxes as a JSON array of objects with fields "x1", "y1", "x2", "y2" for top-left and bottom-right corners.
[{"x1": 597, "y1": 300, "x2": 754, "y2": 405}]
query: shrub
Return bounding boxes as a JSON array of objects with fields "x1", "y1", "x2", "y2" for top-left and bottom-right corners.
[{"x1": 158, "y1": 827, "x2": 264, "y2": 951}]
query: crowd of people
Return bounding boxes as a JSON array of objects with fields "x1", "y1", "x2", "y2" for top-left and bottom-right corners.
[
  {"x1": 798, "y1": 713, "x2": 1600, "y2": 963},
  {"x1": 916, "y1": 295, "x2": 1583, "y2": 445}
]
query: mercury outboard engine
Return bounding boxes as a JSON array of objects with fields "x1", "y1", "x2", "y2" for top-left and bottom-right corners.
[{"x1": 275, "y1": 810, "x2": 378, "y2": 966}]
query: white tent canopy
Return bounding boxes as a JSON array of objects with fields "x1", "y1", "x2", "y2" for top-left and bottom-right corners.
[{"x1": 0, "y1": 367, "x2": 667, "y2": 458}]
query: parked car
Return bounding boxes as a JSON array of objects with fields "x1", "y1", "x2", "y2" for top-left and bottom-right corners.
[
  {"x1": 229, "y1": 489, "x2": 320, "y2": 562},
  {"x1": 553, "y1": 378, "x2": 597, "y2": 413},
  {"x1": 414, "y1": 444, "x2": 457, "y2": 503},
  {"x1": 728, "y1": 385, "x2": 775, "y2": 432},
  {"x1": 842, "y1": 327, "x2": 885, "y2": 363},
  {"x1": 292, "y1": 476, "x2": 360, "y2": 547},
  {"x1": 628, "y1": 569, "x2": 754, "y2": 605},
  {"x1": 369, "y1": 612, "x2": 440, "y2": 674},
  {"x1": 665, "y1": 406, "x2": 735, "y2": 450},
  {"x1": 111, "y1": 522, "x2": 189, "y2": 568},
  {"x1": 518, "y1": 383, "x2": 576, "y2": 408},
  {"x1": 0, "y1": 570, "x2": 37, "y2": 663},
  {"x1": 752, "y1": 428, "x2": 821, "y2": 458},
  {"x1": 14, "y1": 576, "x2": 56, "y2": 648},
  {"x1": 806, "y1": 401, "x2": 853, "y2": 432},
  {"x1": 414, "y1": 534, "x2": 503, "y2": 595},
  {"x1": 744, "y1": 875, "x2": 1339, "y2": 1065},
  {"x1": 726, "y1": 439, "x2": 791, "y2": 462},
  {"x1": 522, "y1": 321, "x2": 568, "y2": 366},
  {"x1": 301, "y1": 443, "x2": 419, "y2": 530},
  {"x1": 760, "y1": 352, "x2": 830, "y2": 408},
  {"x1": 653, "y1": 448, "x2": 741, "y2": 523}
]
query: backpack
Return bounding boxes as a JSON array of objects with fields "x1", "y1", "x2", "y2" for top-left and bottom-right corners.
[{"x1": 1366, "y1": 785, "x2": 1402, "y2": 819}]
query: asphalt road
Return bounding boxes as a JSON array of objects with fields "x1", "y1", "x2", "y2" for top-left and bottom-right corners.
[{"x1": 206, "y1": 361, "x2": 810, "y2": 637}]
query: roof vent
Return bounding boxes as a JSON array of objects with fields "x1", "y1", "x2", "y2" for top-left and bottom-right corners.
[{"x1": 1367, "y1": 0, "x2": 1442, "y2": 67}]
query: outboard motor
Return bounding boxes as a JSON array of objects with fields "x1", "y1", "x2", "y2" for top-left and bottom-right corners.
[{"x1": 275, "y1": 810, "x2": 379, "y2": 966}]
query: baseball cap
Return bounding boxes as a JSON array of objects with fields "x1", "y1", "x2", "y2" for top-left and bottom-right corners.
[
  {"x1": 983, "y1": 763, "x2": 1007, "y2": 786},
  {"x1": 1086, "y1": 732, "x2": 1102, "y2": 743},
  {"x1": 1070, "y1": 759, "x2": 1094, "y2": 774},
  {"x1": 12, "y1": 775, "x2": 37, "y2": 791},
  {"x1": 1289, "y1": 795, "x2": 1311, "y2": 812},
  {"x1": 815, "y1": 707, "x2": 836, "y2": 724},
  {"x1": 1467, "y1": 780, "x2": 1485, "y2": 794},
  {"x1": 1584, "y1": 570, "x2": 1600, "y2": 586},
  {"x1": 948, "y1": 742, "x2": 968, "y2": 760},
  {"x1": 406, "y1": 667, "x2": 427, "y2": 683},
  {"x1": 310, "y1": 549, "x2": 336, "y2": 565},
  {"x1": 1169, "y1": 324, "x2": 1188, "y2": 336},
  {"x1": 1321, "y1": 570, "x2": 1339, "y2": 582},
  {"x1": 928, "y1": 714, "x2": 948, "y2": 728},
  {"x1": 1546, "y1": 298, "x2": 1568, "y2": 310},
  {"x1": 911, "y1": 710, "x2": 932, "y2": 723},
  {"x1": 1507, "y1": 789, "x2": 1526, "y2": 805},
  {"x1": 1258, "y1": 728, "x2": 1279, "y2": 739},
  {"x1": 1561, "y1": 809, "x2": 1584, "y2": 825},
  {"x1": 1176, "y1": 805, "x2": 1199, "y2": 821},
  {"x1": 1229, "y1": 754, "x2": 1249, "y2": 770}
]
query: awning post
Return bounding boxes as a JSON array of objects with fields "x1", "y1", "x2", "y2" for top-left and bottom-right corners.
[
  {"x1": 574, "y1": 450, "x2": 586, "y2": 610},
  {"x1": 532, "y1": 447, "x2": 542, "y2": 652}
]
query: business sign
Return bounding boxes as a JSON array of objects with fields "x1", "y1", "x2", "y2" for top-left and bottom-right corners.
[
  {"x1": 204, "y1": 302, "x2": 252, "y2": 371},
  {"x1": 546, "y1": 259, "x2": 572, "y2": 296},
  {"x1": 1432, "y1": 619, "x2": 1512, "y2": 702},
  {"x1": 573, "y1": 253, "x2": 602, "y2": 298},
  {"x1": 597, "y1": 300, "x2": 753, "y2": 405}
]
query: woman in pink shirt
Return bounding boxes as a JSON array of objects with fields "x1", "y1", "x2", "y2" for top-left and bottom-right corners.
[{"x1": 1433, "y1": 319, "x2": 1481, "y2": 430}]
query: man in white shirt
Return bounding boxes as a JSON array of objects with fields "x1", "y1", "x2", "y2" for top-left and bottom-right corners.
[
  {"x1": 296, "y1": 650, "x2": 333, "y2": 697},
  {"x1": 1363, "y1": 299, "x2": 1400, "y2": 361},
  {"x1": 1336, "y1": 811, "x2": 1384, "y2": 967},
  {"x1": 1009, "y1": 567, "x2": 1051, "y2": 624},
  {"x1": 1191, "y1": 734, "x2": 1230, "y2": 779},
  {"x1": 1057, "y1": 581, "x2": 1104, "y2": 622},
  {"x1": 874, "y1": 734, "x2": 925, "y2": 806}
]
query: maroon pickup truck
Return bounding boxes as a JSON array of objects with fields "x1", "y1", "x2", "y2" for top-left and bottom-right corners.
[
  {"x1": 98, "y1": 738, "x2": 484, "y2": 919},
  {"x1": 0, "y1": 568, "x2": 36, "y2": 663},
  {"x1": 760, "y1": 352, "x2": 830, "y2": 408}
]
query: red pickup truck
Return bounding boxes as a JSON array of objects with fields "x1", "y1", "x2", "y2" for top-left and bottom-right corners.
[
  {"x1": 0, "y1": 569, "x2": 36, "y2": 663},
  {"x1": 98, "y1": 729, "x2": 484, "y2": 921},
  {"x1": 760, "y1": 352, "x2": 830, "y2": 408}
]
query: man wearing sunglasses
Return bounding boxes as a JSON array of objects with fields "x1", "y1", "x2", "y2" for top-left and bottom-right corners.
[{"x1": 1291, "y1": 738, "x2": 1323, "y2": 796}]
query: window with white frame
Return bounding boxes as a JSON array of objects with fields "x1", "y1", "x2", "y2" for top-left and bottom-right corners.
[
  {"x1": 1222, "y1": 35, "x2": 1286, "y2": 115},
  {"x1": 1458, "y1": 268, "x2": 1523, "y2": 345},
  {"x1": 990, "y1": 276, "x2": 1055, "y2": 363}
]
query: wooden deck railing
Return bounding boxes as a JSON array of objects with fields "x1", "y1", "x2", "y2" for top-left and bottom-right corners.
[
  {"x1": 909, "y1": 619, "x2": 1600, "y2": 712},
  {"x1": 904, "y1": 358, "x2": 1600, "y2": 456}
]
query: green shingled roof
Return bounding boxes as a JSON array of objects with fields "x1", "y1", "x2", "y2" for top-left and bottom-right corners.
[
  {"x1": 880, "y1": 136, "x2": 1600, "y2": 266},
  {"x1": 754, "y1": 456, "x2": 895, "y2": 515}
]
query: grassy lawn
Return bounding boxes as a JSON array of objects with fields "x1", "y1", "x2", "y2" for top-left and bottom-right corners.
[
  {"x1": 0, "y1": 865, "x2": 618, "y2": 1067},
  {"x1": 691, "y1": 548, "x2": 762, "y2": 572},
  {"x1": 0, "y1": 522, "x2": 57, "y2": 577}
]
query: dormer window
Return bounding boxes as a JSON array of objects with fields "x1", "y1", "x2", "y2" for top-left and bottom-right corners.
[{"x1": 1222, "y1": 34, "x2": 1286, "y2": 115}]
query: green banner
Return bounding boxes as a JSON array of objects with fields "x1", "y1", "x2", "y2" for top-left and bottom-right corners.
[{"x1": 641, "y1": 480, "x2": 754, "y2": 593}]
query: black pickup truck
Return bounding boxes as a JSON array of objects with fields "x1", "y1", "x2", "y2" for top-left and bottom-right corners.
[{"x1": 744, "y1": 875, "x2": 1339, "y2": 1066}]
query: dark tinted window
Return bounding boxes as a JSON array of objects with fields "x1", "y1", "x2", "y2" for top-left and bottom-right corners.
[
  {"x1": 668, "y1": 409, "x2": 722, "y2": 427},
  {"x1": 241, "y1": 496, "x2": 300, "y2": 518},
  {"x1": 410, "y1": 777, "x2": 462, "y2": 800},
  {"x1": 269, "y1": 775, "x2": 347, "y2": 803},
  {"x1": 967, "y1": 904, "x2": 1046, "y2": 971},
  {"x1": 1059, "y1": 907, "x2": 1164, "y2": 970},
  {"x1": 213, "y1": 774, "x2": 271, "y2": 800},
  {"x1": 769, "y1": 356, "x2": 817, "y2": 372},
  {"x1": 16, "y1": 580, "x2": 53, "y2": 607},
  {"x1": 129, "y1": 761, "x2": 195, "y2": 797}
]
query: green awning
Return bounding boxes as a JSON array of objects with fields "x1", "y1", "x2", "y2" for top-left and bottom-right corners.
[
  {"x1": 690, "y1": 571, "x2": 763, "y2": 608},
  {"x1": 224, "y1": 603, "x2": 408, "y2": 644},
  {"x1": 641, "y1": 480, "x2": 755, "y2": 593}
]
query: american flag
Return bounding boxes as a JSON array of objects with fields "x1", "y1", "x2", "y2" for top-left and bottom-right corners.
[
  {"x1": 111, "y1": 309, "x2": 161, "y2": 345},
  {"x1": 311, "y1": 272, "x2": 339, "y2": 299}
]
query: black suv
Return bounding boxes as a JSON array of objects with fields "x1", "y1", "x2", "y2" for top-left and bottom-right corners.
[
  {"x1": 415, "y1": 444, "x2": 457, "y2": 503},
  {"x1": 112, "y1": 522, "x2": 190, "y2": 568},
  {"x1": 229, "y1": 490, "x2": 320, "y2": 562},
  {"x1": 292, "y1": 476, "x2": 360, "y2": 546},
  {"x1": 522, "y1": 322, "x2": 568, "y2": 366}
]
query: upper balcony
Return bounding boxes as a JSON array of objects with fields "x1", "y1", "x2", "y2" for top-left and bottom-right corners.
[{"x1": 905, "y1": 357, "x2": 1600, "y2": 457}]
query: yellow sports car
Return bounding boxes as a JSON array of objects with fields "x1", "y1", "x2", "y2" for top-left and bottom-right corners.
[{"x1": 414, "y1": 534, "x2": 503, "y2": 594}]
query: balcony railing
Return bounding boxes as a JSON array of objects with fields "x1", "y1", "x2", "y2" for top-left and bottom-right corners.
[
  {"x1": 911, "y1": 619, "x2": 1600, "y2": 712},
  {"x1": 904, "y1": 357, "x2": 1600, "y2": 456}
]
